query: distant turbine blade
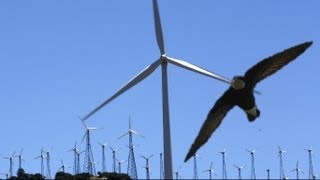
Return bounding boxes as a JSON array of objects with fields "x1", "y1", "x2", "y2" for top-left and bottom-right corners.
[
  {"x1": 82, "y1": 59, "x2": 162, "y2": 121},
  {"x1": 118, "y1": 132, "x2": 130, "y2": 140},
  {"x1": 130, "y1": 130, "x2": 145, "y2": 138},
  {"x1": 166, "y1": 56, "x2": 231, "y2": 83},
  {"x1": 152, "y1": 0, "x2": 165, "y2": 55}
]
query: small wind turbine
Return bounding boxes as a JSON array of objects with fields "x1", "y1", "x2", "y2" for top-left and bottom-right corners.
[
  {"x1": 3, "y1": 152, "x2": 16, "y2": 178},
  {"x1": 57, "y1": 160, "x2": 70, "y2": 173},
  {"x1": 81, "y1": 1, "x2": 230, "y2": 178},
  {"x1": 278, "y1": 146, "x2": 287, "y2": 180},
  {"x1": 160, "y1": 153, "x2": 164, "y2": 180},
  {"x1": 174, "y1": 166, "x2": 182, "y2": 180},
  {"x1": 68, "y1": 142, "x2": 81, "y2": 175},
  {"x1": 246, "y1": 149, "x2": 257, "y2": 180},
  {"x1": 266, "y1": 169, "x2": 271, "y2": 180},
  {"x1": 234, "y1": 164, "x2": 246, "y2": 180},
  {"x1": 219, "y1": 149, "x2": 228, "y2": 179},
  {"x1": 109, "y1": 146, "x2": 119, "y2": 173},
  {"x1": 14, "y1": 149, "x2": 24, "y2": 170},
  {"x1": 193, "y1": 154, "x2": 200, "y2": 180},
  {"x1": 81, "y1": 119, "x2": 101, "y2": 175},
  {"x1": 141, "y1": 154, "x2": 153, "y2": 180},
  {"x1": 202, "y1": 162, "x2": 217, "y2": 180},
  {"x1": 34, "y1": 148, "x2": 45, "y2": 177},
  {"x1": 0, "y1": 173, "x2": 9, "y2": 180},
  {"x1": 116, "y1": 158, "x2": 126, "y2": 174},
  {"x1": 43, "y1": 148, "x2": 53, "y2": 179},
  {"x1": 118, "y1": 117, "x2": 144, "y2": 179},
  {"x1": 291, "y1": 161, "x2": 304, "y2": 180},
  {"x1": 305, "y1": 147, "x2": 315, "y2": 179},
  {"x1": 98, "y1": 142, "x2": 108, "y2": 173}
]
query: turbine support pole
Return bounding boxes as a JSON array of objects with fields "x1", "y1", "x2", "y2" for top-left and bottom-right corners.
[{"x1": 161, "y1": 61, "x2": 173, "y2": 179}]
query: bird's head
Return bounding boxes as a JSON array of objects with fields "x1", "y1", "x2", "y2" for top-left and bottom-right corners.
[{"x1": 231, "y1": 76, "x2": 245, "y2": 90}]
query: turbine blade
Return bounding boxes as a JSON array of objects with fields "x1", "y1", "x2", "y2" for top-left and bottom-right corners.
[
  {"x1": 130, "y1": 130, "x2": 145, "y2": 138},
  {"x1": 81, "y1": 132, "x2": 87, "y2": 143},
  {"x1": 80, "y1": 119, "x2": 88, "y2": 129},
  {"x1": 152, "y1": 0, "x2": 165, "y2": 55},
  {"x1": 166, "y1": 56, "x2": 231, "y2": 83},
  {"x1": 82, "y1": 59, "x2": 162, "y2": 121},
  {"x1": 118, "y1": 132, "x2": 129, "y2": 140}
]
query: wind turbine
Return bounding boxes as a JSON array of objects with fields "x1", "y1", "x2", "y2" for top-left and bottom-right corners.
[
  {"x1": 305, "y1": 147, "x2": 315, "y2": 179},
  {"x1": 109, "y1": 146, "x2": 119, "y2": 173},
  {"x1": 68, "y1": 142, "x2": 81, "y2": 175},
  {"x1": 3, "y1": 152, "x2": 16, "y2": 178},
  {"x1": 141, "y1": 154, "x2": 153, "y2": 180},
  {"x1": 43, "y1": 148, "x2": 53, "y2": 179},
  {"x1": 98, "y1": 142, "x2": 108, "y2": 173},
  {"x1": 291, "y1": 161, "x2": 303, "y2": 180},
  {"x1": 160, "y1": 153, "x2": 164, "y2": 180},
  {"x1": 193, "y1": 154, "x2": 200, "y2": 180},
  {"x1": 246, "y1": 149, "x2": 257, "y2": 180},
  {"x1": 266, "y1": 169, "x2": 270, "y2": 180},
  {"x1": 0, "y1": 173, "x2": 8, "y2": 180},
  {"x1": 81, "y1": 1, "x2": 230, "y2": 178},
  {"x1": 14, "y1": 149, "x2": 24, "y2": 170},
  {"x1": 116, "y1": 158, "x2": 126, "y2": 174},
  {"x1": 174, "y1": 166, "x2": 182, "y2": 180},
  {"x1": 219, "y1": 149, "x2": 228, "y2": 180},
  {"x1": 202, "y1": 162, "x2": 217, "y2": 180},
  {"x1": 118, "y1": 117, "x2": 144, "y2": 179},
  {"x1": 81, "y1": 119, "x2": 101, "y2": 175},
  {"x1": 57, "y1": 160, "x2": 70, "y2": 173},
  {"x1": 234, "y1": 164, "x2": 246, "y2": 180},
  {"x1": 34, "y1": 148, "x2": 45, "y2": 177},
  {"x1": 278, "y1": 146, "x2": 287, "y2": 180}
]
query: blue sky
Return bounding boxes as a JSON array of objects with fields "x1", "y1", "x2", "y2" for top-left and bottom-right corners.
[{"x1": 1, "y1": 0, "x2": 319, "y2": 179}]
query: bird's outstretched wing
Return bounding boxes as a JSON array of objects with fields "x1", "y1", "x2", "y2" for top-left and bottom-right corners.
[
  {"x1": 244, "y1": 41, "x2": 313, "y2": 88},
  {"x1": 185, "y1": 89, "x2": 235, "y2": 162}
]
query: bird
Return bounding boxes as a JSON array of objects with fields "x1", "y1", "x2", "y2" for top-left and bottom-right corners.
[{"x1": 184, "y1": 41, "x2": 313, "y2": 162}]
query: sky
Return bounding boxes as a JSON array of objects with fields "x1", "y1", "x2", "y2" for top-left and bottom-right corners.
[{"x1": 0, "y1": 0, "x2": 319, "y2": 179}]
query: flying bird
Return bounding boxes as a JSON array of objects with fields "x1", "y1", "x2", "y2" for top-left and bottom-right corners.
[{"x1": 185, "y1": 41, "x2": 313, "y2": 162}]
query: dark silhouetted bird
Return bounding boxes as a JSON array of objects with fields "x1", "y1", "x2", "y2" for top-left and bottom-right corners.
[{"x1": 185, "y1": 41, "x2": 313, "y2": 162}]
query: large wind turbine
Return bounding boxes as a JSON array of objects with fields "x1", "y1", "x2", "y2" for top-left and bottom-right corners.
[{"x1": 82, "y1": 1, "x2": 230, "y2": 178}]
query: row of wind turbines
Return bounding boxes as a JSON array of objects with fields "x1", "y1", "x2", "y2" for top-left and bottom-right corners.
[{"x1": 1, "y1": 116, "x2": 318, "y2": 179}]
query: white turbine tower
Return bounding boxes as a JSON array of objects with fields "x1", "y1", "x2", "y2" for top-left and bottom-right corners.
[
  {"x1": 291, "y1": 161, "x2": 303, "y2": 180},
  {"x1": 305, "y1": 147, "x2": 314, "y2": 179},
  {"x1": 98, "y1": 142, "x2": 108, "y2": 173},
  {"x1": 81, "y1": 1, "x2": 230, "y2": 178},
  {"x1": 3, "y1": 152, "x2": 16, "y2": 178},
  {"x1": 278, "y1": 146, "x2": 287, "y2": 180},
  {"x1": 246, "y1": 149, "x2": 257, "y2": 180},
  {"x1": 234, "y1": 164, "x2": 246, "y2": 180},
  {"x1": 34, "y1": 148, "x2": 45, "y2": 177},
  {"x1": 141, "y1": 154, "x2": 153, "y2": 180},
  {"x1": 202, "y1": 162, "x2": 217, "y2": 180}
]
